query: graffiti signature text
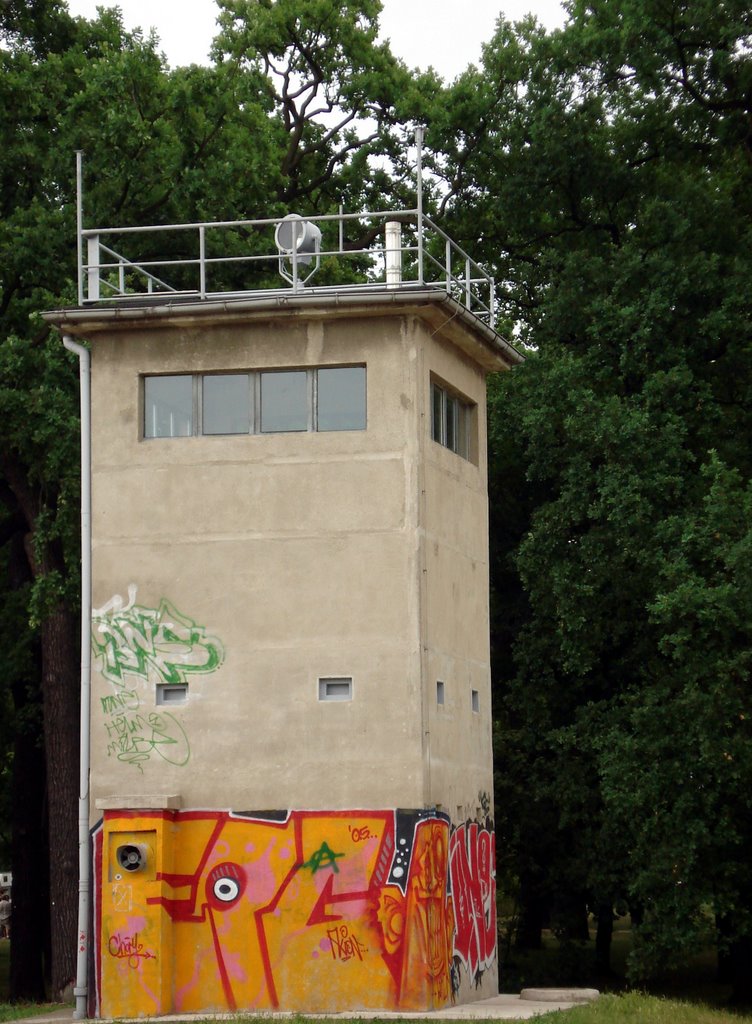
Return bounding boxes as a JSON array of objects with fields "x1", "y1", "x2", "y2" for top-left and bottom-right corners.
[
  {"x1": 108, "y1": 931, "x2": 157, "y2": 969},
  {"x1": 327, "y1": 924, "x2": 366, "y2": 963}
]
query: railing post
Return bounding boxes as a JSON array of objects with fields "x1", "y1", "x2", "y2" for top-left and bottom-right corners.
[
  {"x1": 76, "y1": 151, "x2": 84, "y2": 306},
  {"x1": 490, "y1": 277, "x2": 496, "y2": 325},
  {"x1": 86, "y1": 235, "x2": 100, "y2": 302},
  {"x1": 445, "y1": 240, "x2": 452, "y2": 294},
  {"x1": 118, "y1": 259, "x2": 125, "y2": 295},
  {"x1": 465, "y1": 258, "x2": 471, "y2": 310},
  {"x1": 415, "y1": 125, "x2": 424, "y2": 285},
  {"x1": 199, "y1": 225, "x2": 206, "y2": 299}
]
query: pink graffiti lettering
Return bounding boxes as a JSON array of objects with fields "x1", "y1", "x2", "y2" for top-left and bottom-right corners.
[
  {"x1": 327, "y1": 924, "x2": 367, "y2": 963},
  {"x1": 108, "y1": 931, "x2": 157, "y2": 969},
  {"x1": 449, "y1": 823, "x2": 496, "y2": 977}
]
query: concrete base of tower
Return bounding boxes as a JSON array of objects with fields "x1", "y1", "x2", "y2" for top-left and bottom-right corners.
[{"x1": 92, "y1": 806, "x2": 498, "y2": 1018}]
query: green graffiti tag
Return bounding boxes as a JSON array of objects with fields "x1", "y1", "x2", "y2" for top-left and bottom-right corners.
[
  {"x1": 301, "y1": 842, "x2": 345, "y2": 874},
  {"x1": 104, "y1": 710, "x2": 191, "y2": 770},
  {"x1": 92, "y1": 585, "x2": 225, "y2": 772},
  {"x1": 92, "y1": 585, "x2": 224, "y2": 687}
]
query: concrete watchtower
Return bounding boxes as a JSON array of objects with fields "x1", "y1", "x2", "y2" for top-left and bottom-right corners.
[{"x1": 45, "y1": 162, "x2": 521, "y2": 1018}]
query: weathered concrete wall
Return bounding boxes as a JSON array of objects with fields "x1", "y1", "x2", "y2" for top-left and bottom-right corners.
[
  {"x1": 419, "y1": 323, "x2": 495, "y2": 819},
  {"x1": 90, "y1": 313, "x2": 426, "y2": 811},
  {"x1": 86, "y1": 301, "x2": 502, "y2": 1013},
  {"x1": 415, "y1": 320, "x2": 498, "y2": 1001}
]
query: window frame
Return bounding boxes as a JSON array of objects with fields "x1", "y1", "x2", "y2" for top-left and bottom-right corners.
[
  {"x1": 143, "y1": 373, "x2": 194, "y2": 439},
  {"x1": 142, "y1": 365, "x2": 366, "y2": 440},
  {"x1": 201, "y1": 372, "x2": 253, "y2": 436},
  {"x1": 430, "y1": 378, "x2": 474, "y2": 461}
]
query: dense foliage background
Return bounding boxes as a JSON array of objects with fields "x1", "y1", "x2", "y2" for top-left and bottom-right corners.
[{"x1": 1, "y1": 0, "x2": 750, "y2": 1005}]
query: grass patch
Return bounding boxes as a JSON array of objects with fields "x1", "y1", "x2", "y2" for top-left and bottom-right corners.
[
  {"x1": 0, "y1": 940, "x2": 69, "y2": 1020},
  {"x1": 0, "y1": 1006, "x2": 67, "y2": 1023},
  {"x1": 0, "y1": 993, "x2": 750, "y2": 1024},
  {"x1": 499, "y1": 917, "x2": 735, "y2": 1009},
  {"x1": 93, "y1": 997, "x2": 752, "y2": 1024},
  {"x1": 521, "y1": 992, "x2": 752, "y2": 1024}
]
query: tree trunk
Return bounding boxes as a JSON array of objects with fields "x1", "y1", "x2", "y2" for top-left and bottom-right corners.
[
  {"x1": 2, "y1": 456, "x2": 82, "y2": 1000},
  {"x1": 7, "y1": 531, "x2": 49, "y2": 1001},
  {"x1": 516, "y1": 873, "x2": 547, "y2": 950},
  {"x1": 729, "y1": 935, "x2": 752, "y2": 1006},
  {"x1": 9, "y1": 694, "x2": 49, "y2": 1001},
  {"x1": 595, "y1": 903, "x2": 613, "y2": 975},
  {"x1": 716, "y1": 913, "x2": 733, "y2": 984},
  {"x1": 41, "y1": 604, "x2": 80, "y2": 1001}
]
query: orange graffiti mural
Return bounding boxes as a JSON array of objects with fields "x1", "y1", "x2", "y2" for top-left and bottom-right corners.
[{"x1": 94, "y1": 808, "x2": 495, "y2": 1018}]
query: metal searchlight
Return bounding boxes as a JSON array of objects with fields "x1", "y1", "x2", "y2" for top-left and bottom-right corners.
[{"x1": 274, "y1": 213, "x2": 322, "y2": 286}]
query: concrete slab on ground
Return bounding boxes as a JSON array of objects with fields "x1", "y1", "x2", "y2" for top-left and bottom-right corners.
[{"x1": 13, "y1": 991, "x2": 598, "y2": 1023}]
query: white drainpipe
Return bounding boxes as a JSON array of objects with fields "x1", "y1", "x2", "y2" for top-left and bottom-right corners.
[{"x1": 63, "y1": 336, "x2": 91, "y2": 1021}]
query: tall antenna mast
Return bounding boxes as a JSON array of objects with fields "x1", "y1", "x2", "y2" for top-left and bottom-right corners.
[
  {"x1": 415, "y1": 125, "x2": 425, "y2": 284},
  {"x1": 76, "y1": 151, "x2": 84, "y2": 306}
]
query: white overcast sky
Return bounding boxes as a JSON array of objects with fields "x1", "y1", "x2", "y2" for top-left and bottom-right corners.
[{"x1": 64, "y1": 0, "x2": 567, "y2": 78}]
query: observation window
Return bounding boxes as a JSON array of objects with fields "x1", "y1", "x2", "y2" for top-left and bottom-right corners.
[
  {"x1": 143, "y1": 365, "x2": 366, "y2": 439},
  {"x1": 430, "y1": 379, "x2": 473, "y2": 460}
]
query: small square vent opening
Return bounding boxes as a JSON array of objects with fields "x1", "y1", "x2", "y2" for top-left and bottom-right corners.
[
  {"x1": 318, "y1": 677, "x2": 352, "y2": 702},
  {"x1": 156, "y1": 683, "x2": 188, "y2": 705}
]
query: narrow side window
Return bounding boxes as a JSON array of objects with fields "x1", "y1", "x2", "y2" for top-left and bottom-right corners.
[{"x1": 430, "y1": 378, "x2": 473, "y2": 461}]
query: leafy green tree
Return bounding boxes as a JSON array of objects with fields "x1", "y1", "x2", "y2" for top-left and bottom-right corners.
[
  {"x1": 213, "y1": 0, "x2": 433, "y2": 216},
  {"x1": 0, "y1": 0, "x2": 436, "y2": 999},
  {"x1": 0, "y1": 1, "x2": 264, "y2": 999},
  {"x1": 430, "y1": 0, "x2": 752, "y2": 996}
]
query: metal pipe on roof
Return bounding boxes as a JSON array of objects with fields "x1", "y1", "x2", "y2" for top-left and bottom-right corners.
[
  {"x1": 385, "y1": 222, "x2": 402, "y2": 287},
  {"x1": 76, "y1": 153, "x2": 84, "y2": 307},
  {"x1": 415, "y1": 126, "x2": 425, "y2": 285}
]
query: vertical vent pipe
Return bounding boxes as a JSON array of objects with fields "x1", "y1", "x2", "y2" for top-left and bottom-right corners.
[{"x1": 385, "y1": 221, "x2": 402, "y2": 287}]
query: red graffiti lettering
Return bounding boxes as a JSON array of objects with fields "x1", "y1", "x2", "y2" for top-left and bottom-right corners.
[
  {"x1": 348, "y1": 825, "x2": 374, "y2": 842},
  {"x1": 107, "y1": 931, "x2": 157, "y2": 969},
  {"x1": 449, "y1": 823, "x2": 496, "y2": 977},
  {"x1": 327, "y1": 924, "x2": 367, "y2": 962}
]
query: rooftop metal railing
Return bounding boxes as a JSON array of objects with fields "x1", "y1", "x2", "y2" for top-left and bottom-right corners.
[
  {"x1": 74, "y1": 129, "x2": 496, "y2": 328},
  {"x1": 78, "y1": 208, "x2": 496, "y2": 325}
]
